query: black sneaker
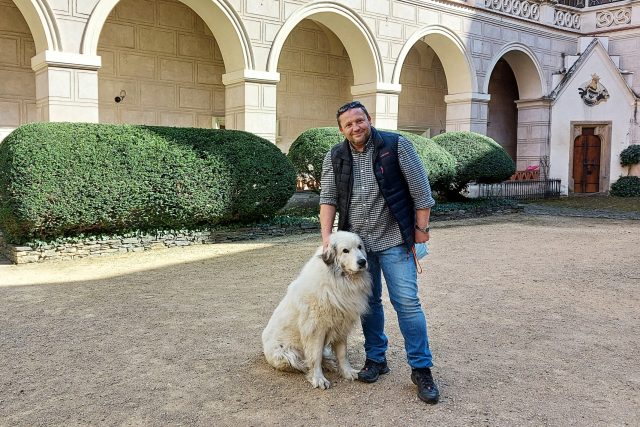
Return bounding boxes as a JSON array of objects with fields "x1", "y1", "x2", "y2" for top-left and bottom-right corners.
[
  {"x1": 411, "y1": 367, "x2": 439, "y2": 404},
  {"x1": 357, "y1": 359, "x2": 390, "y2": 383}
]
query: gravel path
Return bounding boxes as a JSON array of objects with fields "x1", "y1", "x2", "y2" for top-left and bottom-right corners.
[{"x1": 1, "y1": 214, "x2": 638, "y2": 426}]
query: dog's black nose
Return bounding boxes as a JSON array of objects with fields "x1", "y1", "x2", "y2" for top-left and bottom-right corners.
[{"x1": 357, "y1": 258, "x2": 367, "y2": 268}]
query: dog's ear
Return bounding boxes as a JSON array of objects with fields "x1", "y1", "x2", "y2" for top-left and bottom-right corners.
[{"x1": 322, "y1": 243, "x2": 336, "y2": 266}]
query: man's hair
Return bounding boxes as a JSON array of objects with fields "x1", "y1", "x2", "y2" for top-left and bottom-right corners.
[{"x1": 336, "y1": 101, "x2": 370, "y2": 125}]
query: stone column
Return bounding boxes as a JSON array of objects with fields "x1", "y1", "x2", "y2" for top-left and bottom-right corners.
[
  {"x1": 514, "y1": 98, "x2": 552, "y2": 172},
  {"x1": 350, "y1": 83, "x2": 402, "y2": 130},
  {"x1": 444, "y1": 92, "x2": 490, "y2": 134},
  {"x1": 222, "y1": 70, "x2": 280, "y2": 143},
  {"x1": 31, "y1": 51, "x2": 101, "y2": 123}
]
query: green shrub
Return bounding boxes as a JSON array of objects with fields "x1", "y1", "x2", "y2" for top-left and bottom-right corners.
[
  {"x1": 610, "y1": 176, "x2": 640, "y2": 197},
  {"x1": 432, "y1": 131, "x2": 516, "y2": 196},
  {"x1": 0, "y1": 123, "x2": 295, "y2": 243},
  {"x1": 287, "y1": 127, "x2": 456, "y2": 192},
  {"x1": 620, "y1": 144, "x2": 640, "y2": 166},
  {"x1": 394, "y1": 131, "x2": 456, "y2": 193},
  {"x1": 287, "y1": 127, "x2": 343, "y2": 185}
]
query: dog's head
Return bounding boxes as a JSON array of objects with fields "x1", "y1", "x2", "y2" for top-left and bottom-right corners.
[{"x1": 322, "y1": 231, "x2": 367, "y2": 275}]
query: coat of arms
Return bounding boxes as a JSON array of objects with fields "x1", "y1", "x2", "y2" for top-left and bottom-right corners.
[{"x1": 578, "y1": 74, "x2": 609, "y2": 106}]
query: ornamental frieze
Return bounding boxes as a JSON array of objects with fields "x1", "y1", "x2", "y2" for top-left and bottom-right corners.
[
  {"x1": 484, "y1": 0, "x2": 541, "y2": 21},
  {"x1": 596, "y1": 7, "x2": 632, "y2": 28}
]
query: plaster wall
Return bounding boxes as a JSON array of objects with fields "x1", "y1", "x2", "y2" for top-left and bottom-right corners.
[
  {"x1": 550, "y1": 47, "x2": 636, "y2": 193},
  {"x1": 97, "y1": 0, "x2": 225, "y2": 128},
  {"x1": 0, "y1": 0, "x2": 36, "y2": 140},
  {"x1": 608, "y1": 32, "x2": 640, "y2": 146}
]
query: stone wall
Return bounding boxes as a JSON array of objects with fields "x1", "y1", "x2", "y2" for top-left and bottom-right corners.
[
  {"x1": 97, "y1": 0, "x2": 226, "y2": 128},
  {"x1": 0, "y1": 225, "x2": 319, "y2": 265},
  {"x1": 0, "y1": 0, "x2": 36, "y2": 141}
]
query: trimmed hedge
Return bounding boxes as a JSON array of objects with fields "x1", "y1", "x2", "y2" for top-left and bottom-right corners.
[
  {"x1": 432, "y1": 131, "x2": 515, "y2": 194},
  {"x1": 394, "y1": 131, "x2": 456, "y2": 193},
  {"x1": 287, "y1": 127, "x2": 456, "y2": 192},
  {"x1": 610, "y1": 176, "x2": 640, "y2": 197},
  {"x1": 620, "y1": 144, "x2": 640, "y2": 166},
  {"x1": 287, "y1": 127, "x2": 342, "y2": 185},
  {"x1": 0, "y1": 123, "x2": 296, "y2": 243}
]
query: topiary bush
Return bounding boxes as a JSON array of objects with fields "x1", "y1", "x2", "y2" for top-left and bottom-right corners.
[
  {"x1": 619, "y1": 144, "x2": 640, "y2": 166},
  {"x1": 394, "y1": 131, "x2": 456, "y2": 194},
  {"x1": 610, "y1": 176, "x2": 640, "y2": 197},
  {"x1": 0, "y1": 123, "x2": 296, "y2": 244},
  {"x1": 287, "y1": 127, "x2": 343, "y2": 185},
  {"x1": 432, "y1": 131, "x2": 516, "y2": 198},
  {"x1": 287, "y1": 127, "x2": 456, "y2": 193}
]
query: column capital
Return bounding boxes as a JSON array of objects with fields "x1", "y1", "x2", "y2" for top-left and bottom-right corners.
[
  {"x1": 222, "y1": 70, "x2": 280, "y2": 86},
  {"x1": 515, "y1": 97, "x2": 553, "y2": 109},
  {"x1": 31, "y1": 51, "x2": 101, "y2": 72},
  {"x1": 444, "y1": 92, "x2": 491, "y2": 104},
  {"x1": 351, "y1": 82, "x2": 402, "y2": 96}
]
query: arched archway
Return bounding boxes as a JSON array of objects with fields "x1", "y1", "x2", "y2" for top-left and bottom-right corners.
[
  {"x1": 96, "y1": 0, "x2": 230, "y2": 128},
  {"x1": 12, "y1": 0, "x2": 60, "y2": 52},
  {"x1": 485, "y1": 43, "x2": 546, "y2": 168},
  {"x1": 82, "y1": 0, "x2": 253, "y2": 73},
  {"x1": 393, "y1": 25, "x2": 476, "y2": 95},
  {"x1": 393, "y1": 25, "x2": 476, "y2": 135},
  {"x1": 484, "y1": 43, "x2": 545, "y2": 99},
  {"x1": 267, "y1": 2, "x2": 383, "y2": 86},
  {"x1": 273, "y1": 19, "x2": 354, "y2": 151},
  {"x1": 1, "y1": 1, "x2": 40, "y2": 140}
]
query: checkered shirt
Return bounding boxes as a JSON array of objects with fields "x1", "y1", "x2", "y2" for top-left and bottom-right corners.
[{"x1": 320, "y1": 131, "x2": 436, "y2": 252}]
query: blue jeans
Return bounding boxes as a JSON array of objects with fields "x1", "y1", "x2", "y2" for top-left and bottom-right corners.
[{"x1": 362, "y1": 244, "x2": 433, "y2": 369}]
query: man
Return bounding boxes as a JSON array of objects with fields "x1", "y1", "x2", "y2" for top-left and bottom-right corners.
[{"x1": 319, "y1": 101, "x2": 439, "y2": 404}]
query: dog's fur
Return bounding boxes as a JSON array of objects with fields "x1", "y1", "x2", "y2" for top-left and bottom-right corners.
[{"x1": 262, "y1": 231, "x2": 371, "y2": 389}]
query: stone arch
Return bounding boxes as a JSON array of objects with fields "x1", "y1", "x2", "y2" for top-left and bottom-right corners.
[
  {"x1": 484, "y1": 43, "x2": 545, "y2": 99},
  {"x1": 393, "y1": 25, "x2": 477, "y2": 94},
  {"x1": 81, "y1": 0, "x2": 253, "y2": 72},
  {"x1": 267, "y1": 2, "x2": 383, "y2": 85},
  {"x1": 12, "y1": 0, "x2": 61, "y2": 52}
]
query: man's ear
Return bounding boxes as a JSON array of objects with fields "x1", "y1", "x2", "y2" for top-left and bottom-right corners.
[{"x1": 322, "y1": 243, "x2": 336, "y2": 266}]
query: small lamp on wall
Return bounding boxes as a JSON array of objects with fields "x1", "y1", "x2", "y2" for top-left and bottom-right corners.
[{"x1": 114, "y1": 90, "x2": 126, "y2": 103}]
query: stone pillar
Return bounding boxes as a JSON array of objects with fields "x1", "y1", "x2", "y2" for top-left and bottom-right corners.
[
  {"x1": 222, "y1": 70, "x2": 279, "y2": 143},
  {"x1": 31, "y1": 51, "x2": 101, "y2": 123},
  {"x1": 514, "y1": 98, "x2": 552, "y2": 172},
  {"x1": 350, "y1": 83, "x2": 402, "y2": 130},
  {"x1": 444, "y1": 92, "x2": 490, "y2": 134}
]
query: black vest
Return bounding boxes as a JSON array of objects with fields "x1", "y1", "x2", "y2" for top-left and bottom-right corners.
[{"x1": 330, "y1": 128, "x2": 415, "y2": 250}]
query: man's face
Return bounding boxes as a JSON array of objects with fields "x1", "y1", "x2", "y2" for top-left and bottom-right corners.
[{"x1": 338, "y1": 108, "x2": 372, "y2": 149}]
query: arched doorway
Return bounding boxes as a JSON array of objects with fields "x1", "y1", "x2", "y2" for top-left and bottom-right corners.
[
  {"x1": 487, "y1": 59, "x2": 519, "y2": 161},
  {"x1": 96, "y1": 0, "x2": 226, "y2": 128},
  {"x1": 572, "y1": 128, "x2": 601, "y2": 193}
]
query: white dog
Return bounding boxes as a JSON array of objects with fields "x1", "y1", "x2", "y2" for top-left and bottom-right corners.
[{"x1": 262, "y1": 231, "x2": 371, "y2": 389}]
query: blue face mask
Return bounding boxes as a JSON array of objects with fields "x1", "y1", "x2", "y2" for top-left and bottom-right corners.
[{"x1": 414, "y1": 242, "x2": 428, "y2": 260}]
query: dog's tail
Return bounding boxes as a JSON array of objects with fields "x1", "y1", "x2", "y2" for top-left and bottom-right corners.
[{"x1": 266, "y1": 344, "x2": 307, "y2": 372}]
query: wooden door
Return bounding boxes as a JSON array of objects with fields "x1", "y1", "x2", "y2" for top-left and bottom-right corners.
[{"x1": 573, "y1": 128, "x2": 601, "y2": 193}]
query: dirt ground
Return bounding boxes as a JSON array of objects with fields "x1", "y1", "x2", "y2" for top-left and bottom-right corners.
[{"x1": 1, "y1": 214, "x2": 638, "y2": 426}]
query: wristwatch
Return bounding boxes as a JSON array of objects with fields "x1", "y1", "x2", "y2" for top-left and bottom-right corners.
[{"x1": 415, "y1": 224, "x2": 430, "y2": 233}]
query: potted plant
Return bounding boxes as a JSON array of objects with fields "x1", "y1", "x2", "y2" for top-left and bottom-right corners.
[{"x1": 620, "y1": 144, "x2": 640, "y2": 177}]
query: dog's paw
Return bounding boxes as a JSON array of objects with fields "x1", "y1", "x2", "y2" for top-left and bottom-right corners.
[
  {"x1": 341, "y1": 368, "x2": 359, "y2": 381},
  {"x1": 309, "y1": 375, "x2": 331, "y2": 390}
]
